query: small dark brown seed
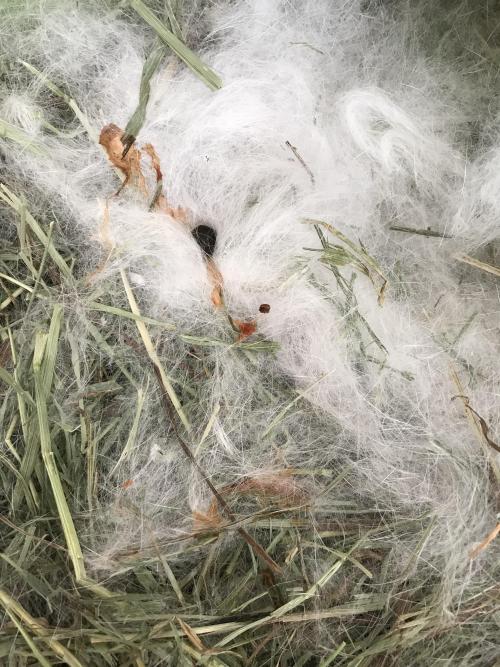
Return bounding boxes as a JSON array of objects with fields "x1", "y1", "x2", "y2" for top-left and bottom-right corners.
[{"x1": 259, "y1": 303, "x2": 271, "y2": 313}]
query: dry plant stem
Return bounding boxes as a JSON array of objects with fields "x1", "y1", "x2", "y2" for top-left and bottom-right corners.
[
  {"x1": 121, "y1": 40, "x2": 168, "y2": 158},
  {"x1": 0, "y1": 588, "x2": 84, "y2": 667},
  {"x1": 214, "y1": 538, "x2": 370, "y2": 648},
  {"x1": 306, "y1": 218, "x2": 388, "y2": 304},
  {"x1": 206, "y1": 257, "x2": 224, "y2": 308},
  {"x1": 119, "y1": 251, "x2": 277, "y2": 570},
  {"x1": 120, "y1": 269, "x2": 191, "y2": 432},
  {"x1": 469, "y1": 523, "x2": 500, "y2": 560},
  {"x1": 450, "y1": 365, "x2": 500, "y2": 484},
  {"x1": 32, "y1": 311, "x2": 112, "y2": 599},
  {"x1": 152, "y1": 364, "x2": 282, "y2": 576},
  {"x1": 285, "y1": 139, "x2": 315, "y2": 184},
  {"x1": 0, "y1": 117, "x2": 46, "y2": 155},
  {"x1": 0, "y1": 605, "x2": 52, "y2": 667},
  {"x1": 451, "y1": 397, "x2": 500, "y2": 454},
  {"x1": 33, "y1": 311, "x2": 87, "y2": 584},
  {"x1": 99, "y1": 123, "x2": 148, "y2": 196},
  {"x1": 99, "y1": 124, "x2": 188, "y2": 221},
  {"x1": 130, "y1": 0, "x2": 222, "y2": 91},
  {"x1": 454, "y1": 253, "x2": 500, "y2": 278},
  {"x1": 0, "y1": 184, "x2": 72, "y2": 280},
  {"x1": 143, "y1": 142, "x2": 188, "y2": 219},
  {"x1": 389, "y1": 225, "x2": 452, "y2": 238},
  {"x1": 19, "y1": 59, "x2": 97, "y2": 141}
]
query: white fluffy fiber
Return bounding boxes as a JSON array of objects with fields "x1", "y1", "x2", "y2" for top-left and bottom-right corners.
[{"x1": 2, "y1": 0, "x2": 499, "y2": 657}]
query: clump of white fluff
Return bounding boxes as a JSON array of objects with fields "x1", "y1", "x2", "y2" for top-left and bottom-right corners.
[{"x1": 1, "y1": 0, "x2": 499, "y2": 661}]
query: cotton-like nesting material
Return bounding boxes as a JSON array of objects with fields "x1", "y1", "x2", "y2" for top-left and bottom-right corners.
[{"x1": 1, "y1": 0, "x2": 499, "y2": 662}]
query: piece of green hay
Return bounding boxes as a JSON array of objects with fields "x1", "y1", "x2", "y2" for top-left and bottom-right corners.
[{"x1": 130, "y1": 0, "x2": 223, "y2": 91}]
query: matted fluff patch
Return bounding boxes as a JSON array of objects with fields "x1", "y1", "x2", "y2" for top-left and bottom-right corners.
[{"x1": 0, "y1": 1, "x2": 499, "y2": 665}]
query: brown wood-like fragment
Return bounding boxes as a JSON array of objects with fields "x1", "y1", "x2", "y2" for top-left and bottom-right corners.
[
  {"x1": 194, "y1": 471, "x2": 308, "y2": 532},
  {"x1": 99, "y1": 123, "x2": 147, "y2": 196},
  {"x1": 99, "y1": 124, "x2": 189, "y2": 223},
  {"x1": 192, "y1": 502, "x2": 223, "y2": 531},
  {"x1": 232, "y1": 318, "x2": 257, "y2": 342},
  {"x1": 98, "y1": 124, "x2": 266, "y2": 342},
  {"x1": 227, "y1": 472, "x2": 308, "y2": 505},
  {"x1": 469, "y1": 523, "x2": 500, "y2": 560},
  {"x1": 206, "y1": 258, "x2": 224, "y2": 308},
  {"x1": 452, "y1": 394, "x2": 500, "y2": 454},
  {"x1": 143, "y1": 143, "x2": 189, "y2": 221},
  {"x1": 153, "y1": 365, "x2": 282, "y2": 575}
]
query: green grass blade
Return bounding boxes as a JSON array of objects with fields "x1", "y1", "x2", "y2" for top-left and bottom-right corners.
[
  {"x1": 120, "y1": 268, "x2": 191, "y2": 433},
  {"x1": 0, "y1": 588, "x2": 84, "y2": 667},
  {"x1": 0, "y1": 604, "x2": 53, "y2": 667},
  {"x1": 122, "y1": 40, "x2": 167, "y2": 150},
  {"x1": 0, "y1": 117, "x2": 46, "y2": 155},
  {"x1": 33, "y1": 308, "x2": 87, "y2": 583},
  {"x1": 130, "y1": 0, "x2": 222, "y2": 91},
  {"x1": 0, "y1": 185, "x2": 72, "y2": 280},
  {"x1": 20, "y1": 60, "x2": 97, "y2": 141}
]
